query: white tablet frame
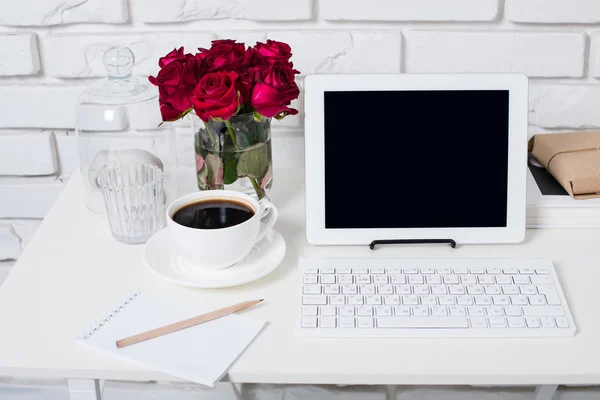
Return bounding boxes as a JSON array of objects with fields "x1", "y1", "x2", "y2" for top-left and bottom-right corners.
[{"x1": 304, "y1": 73, "x2": 528, "y2": 245}]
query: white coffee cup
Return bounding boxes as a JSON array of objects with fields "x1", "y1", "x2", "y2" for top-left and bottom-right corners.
[{"x1": 166, "y1": 190, "x2": 278, "y2": 270}]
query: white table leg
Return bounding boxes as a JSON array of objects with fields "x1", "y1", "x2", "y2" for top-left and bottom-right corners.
[
  {"x1": 534, "y1": 385, "x2": 558, "y2": 400},
  {"x1": 68, "y1": 379, "x2": 102, "y2": 400}
]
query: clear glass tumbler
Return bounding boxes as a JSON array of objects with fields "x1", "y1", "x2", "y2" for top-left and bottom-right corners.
[{"x1": 98, "y1": 164, "x2": 165, "y2": 244}]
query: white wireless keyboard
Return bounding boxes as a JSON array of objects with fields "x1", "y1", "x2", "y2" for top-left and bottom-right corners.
[{"x1": 297, "y1": 258, "x2": 576, "y2": 337}]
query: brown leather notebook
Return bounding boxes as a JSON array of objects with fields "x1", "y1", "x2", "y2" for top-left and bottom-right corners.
[{"x1": 529, "y1": 131, "x2": 600, "y2": 199}]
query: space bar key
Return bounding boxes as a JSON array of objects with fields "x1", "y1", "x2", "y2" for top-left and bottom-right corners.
[{"x1": 377, "y1": 317, "x2": 469, "y2": 329}]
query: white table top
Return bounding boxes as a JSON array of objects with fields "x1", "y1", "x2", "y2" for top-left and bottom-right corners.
[{"x1": 1, "y1": 169, "x2": 600, "y2": 385}]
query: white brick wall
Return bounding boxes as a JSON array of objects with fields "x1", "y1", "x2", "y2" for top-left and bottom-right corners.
[
  {"x1": 507, "y1": 0, "x2": 600, "y2": 24},
  {"x1": 0, "y1": 34, "x2": 40, "y2": 76}
]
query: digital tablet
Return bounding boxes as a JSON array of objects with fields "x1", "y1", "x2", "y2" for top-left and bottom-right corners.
[{"x1": 304, "y1": 74, "x2": 528, "y2": 245}]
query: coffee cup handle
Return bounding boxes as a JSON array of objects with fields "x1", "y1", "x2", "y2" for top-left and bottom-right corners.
[{"x1": 255, "y1": 203, "x2": 278, "y2": 244}]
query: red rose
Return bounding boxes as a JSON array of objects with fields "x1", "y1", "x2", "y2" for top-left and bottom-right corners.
[
  {"x1": 149, "y1": 53, "x2": 198, "y2": 121},
  {"x1": 191, "y1": 71, "x2": 240, "y2": 122},
  {"x1": 250, "y1": 64, "x2": 300, "y2": 118},
  {"x1": 198, "y1": 39, "x2": 251, "y2": 72},
  {"x1": 158, "y1": 47, "x2": 185, "y2": 68},
  {"x1": 254, "y1": 40, "x2": 292, "y2": 65}
]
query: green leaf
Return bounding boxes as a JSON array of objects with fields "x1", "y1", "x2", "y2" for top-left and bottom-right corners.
[
  {"x1": 197, "y1": 164, "x2": 208, "y2": 190},
  {"x1": 223, "y1": 156, "x2": 238, "y2": 185},
  {"x1": 253, "y1": 111, "x2": 263, "y2": 122},
  {"x1": 237, "y1": 143, "x2": 268, "y2": 179}
]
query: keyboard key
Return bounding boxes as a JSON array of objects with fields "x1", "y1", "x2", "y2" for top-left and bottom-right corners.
[
  {"x1": 303, "y1": 285, "x2": 321, "y2": 294},
  {"x1": 342, "y1": 284, "x2": 357, "y2": 295},
  {"x1": 449, "y1": 306, "x2": 466, "y2": 316},
  {"x1": 357, "y1": 306, "x2": 373, "y2": 316},
  {"x1": 321, "y1": 268, "x2": 335, "y2": 274},
  {"x1": 413, "y1": 306, "x2": 430, "y2": 316},
  {"x1": 495, "y1": 275, "x2": 512, "y2": 285},
  {"x1": 501, "y1": 285, "x2": 519, "y2": 295},
  {"x1": 555, "y1": 317, "x2": 570, "y2": 328},
  {"x1": 535, "y1": 269, "x2": 551, "y2": 275},
  {"x1": 402, "y1": 295, "x2": 419, "y2": 305},
  {"x1": 449, "y1": 286, "x2": 466, "y2": 295},
  {"x1": 439, "y1": 296, "x2": 455, "y2": 305},
  {"x1": 373, "y1": 275, "x2": 388, "y2": 284},
  {"x1": 321, "y1": 275, "x2": 336, "y2": 284},
  {"x1": 486, "y1": 268, "x2": 502, "y2": 274},
  {"x1": 431, "y1": 285, "x2": 447, "y2": 295},
  {"x1": 431, "y1": 306, "x2": 448, "y2": 316},
  {"x1": 370, "y1": 268, "x2": 385, "y2": 274},
  {"x1": 427, "y1": 275, "x2": 442, "y2": 284},
  {"x1": 503, "y1": 268, "x2": 518, "y2": 274},
  {"x1": 528, "y1": 295, "x2": 547, "y2": 306},
  {"x1": 320, "y1": 306, "x2": 336, "y2": 316},
  {"x1": 323, "y1": 284, "x2": 340, "y2": 295},
  {"x1": 504, "y1": 306, "x2": 522, "y2": 316},
  {"x1": 469, "y1": 317, "x2": 487, "y2": 328},
  {"x1": 520, "y1": 268, "x2": 534, "y2": 275},
  {"x1": 319, "y1": 317, "x2": 336, "y2": 328},
  {"x1": 489, "y1": 317, "x2": 507, "y2": 328},
  {"x1": 394, "y1": 306, "x2": 411, "y2": 316},
  {"x1": 377, "y1": 284, "x2": 393, "y2": 295},
  {"x1": 475, "y1": 295, "x2": 492, "y2": 305},
  {"x1": 338, "y1": 306, "x2": 355, "y2": 316},
  {"x1": 453, "y1": 267, "x2": 468, "y2": 274},
  {"x1": 337, "y1": 268, "x2": 352, "y2": 274},
  {"x1": 443, "y1": 275, "x2": 459, "y2": 284},
  {"x1": 353, "y1": 268, "x2": 368, "y2": 274},
  {"x1": 537, "y1": 285, "x2": 562, "y2": 305},
  {"x1": 540, "y1": 317, "x2": 555, "y2": 328},
  {"x1": 338, "y1": 275, "x2": 353, "y2": 284},
  {"x1": 421, "y1": 268, "x2": 435, "y2": 274},
  {"x1": 301, "y1": 317, "x2": 317, "y2": 328},
  {"x1": 484, "y1": 286, "x2": 501, "y2": 295},
  {"x1": 493, "y1": 295, "x2": 510, "y2": 306},
  {"x1": 467, "y1": 306, "x2": 485, "y2": 316},
  {"x1": 366, "y1": 295, "x2": 382, "y2": 305},
  {"x1": 523, "y1": 306, "x2": 565, "y2": 317},
  {"x1": 387, "y1": 267, "x2": 402, "y2": 274},
  {"x1": 457, "y1": 296, "x2": 474, "y2": 305},
  {"x1": 466, "y1": 285, "x2": 483, "y2": 295},
  {"x1": 303, "y1": 295, "x2": 327, "y2": 305},
  {"x1": 390, "y1": 274, "x2": 406, "y2": 284},
  {"x1": 359, "y1": 285, "x2": 375, "y2": 295},
  {"x1": 437, "y1": 268, "x2": 452, "y2": 274},
  {"x1": 348, "y1": 295, "x2": 363, "y2": 305},
  {"x1": 421, "y1": 296, "x2": 437, "y2": 306},
  {"x1": 329, "y1": 295, "x2": 346, "y2": 305},
  {"x1": 470, "y1": 268, "x2": 485, "y2": 274},
  {"x1": 510, "y1": 295, "x2": 528, "y2": 306},
  {"x1": 356, "y1": 276, "x2": 371, "y2": 284},
  {"x1": 485, "y1": 306, "x2": 503, "y2": 316},
  {"x1": 305, "y1": 268, "x2": 318, "y2": 274},
  {"x1": 478, "y1": 276, "x2": 495, "y2": 285},
  {"x1": 384, "y1": 295, "x2": 400, "y2": 305},
  {"x1": 377, "y1": 317, "x2": 469, "y2": 328},
  {"x1": 414, "y1": 285, "x2": 429, "y2": 295},
  {"x1": 408, "y1": 275, "x2": 424, "y2": 284},
  {"x1": 302, "y1": 306, "x2": 318, "y2": 316},
  {"x1": 531, "y1": 275, "x2": 554, "y2": 285},
  {"x1": 395, "y1": 285, "x2": 412, "y2": 295},
  {"x1": 526, "y1": 317, "x2": 540, "y2": 328},
  {"x1": 357, "y1": 317, "x2": 374, "y2": 328},
  {"x1": 513, "y1": 276, "x2": 530, "y2": 285},
  {"x1": 507, "y1": 317, "x2": 525, "y2": 328},
  {"x1": 338, "y1": 317, "x2": 355, "y2": 328},
  {"x1": 404, "y1": 268, "x2": 418, "y2": 274},
  {"x1": 520, "y1": 285, "x2": 537, "y2": 295},
  {"x1": 303, "y1": 274, "x2": 318, "y2": 284},
  {"x1": 461, "y1": 276, "x2": 477, "y2": 284},
  {"x1": 376, "y1": 306, "x2": 392, "y2": 316}
]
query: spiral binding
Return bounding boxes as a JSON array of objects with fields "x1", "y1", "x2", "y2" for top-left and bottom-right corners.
[{"x1": 79, "y1": 290, "x2": 141, "y2": 340}]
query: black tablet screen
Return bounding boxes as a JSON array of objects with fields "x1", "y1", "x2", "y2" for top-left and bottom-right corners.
[{"x1": 324, "y1": 90, "x2": 510, "y2": 229}]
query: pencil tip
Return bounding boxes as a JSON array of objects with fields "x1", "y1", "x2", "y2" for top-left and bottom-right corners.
[{"x1": 260, "y1": 299, "x2": 264, "y2": 302}]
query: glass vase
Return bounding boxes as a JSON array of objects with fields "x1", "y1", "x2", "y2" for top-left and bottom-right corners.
[{"x1": 193, "y1": 113, "x2": 273, "y2": 202}]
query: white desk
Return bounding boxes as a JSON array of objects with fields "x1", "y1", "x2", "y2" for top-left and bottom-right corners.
[{"x1": 0, "y1": 169, "x2": 599, "y2": 400}]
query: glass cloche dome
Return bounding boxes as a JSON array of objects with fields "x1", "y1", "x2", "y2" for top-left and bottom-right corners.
[{"x1": 76, "y1": 46, "x2": 177, "y2": 214}]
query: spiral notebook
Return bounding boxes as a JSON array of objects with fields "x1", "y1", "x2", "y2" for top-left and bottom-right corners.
[{"x1": 77, "y1": 291, "x2": 265, "y2": 387}]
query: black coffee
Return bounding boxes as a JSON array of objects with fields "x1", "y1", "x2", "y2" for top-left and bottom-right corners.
[{"x1": 172, "y1": 199, "x2": 254, "y2": 229}]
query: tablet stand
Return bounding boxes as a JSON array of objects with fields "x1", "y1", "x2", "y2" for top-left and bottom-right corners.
[{"x1": 369, "y1": 239, "x2": 457, "y2": 250}]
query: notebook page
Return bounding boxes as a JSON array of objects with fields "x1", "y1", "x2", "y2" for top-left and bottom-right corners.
[{"x1": 77, "y1": 292, "x2": 265, "y2": 386}]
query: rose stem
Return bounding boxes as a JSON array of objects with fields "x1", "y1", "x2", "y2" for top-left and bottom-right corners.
[
  {"x1": 224, "y1": 120, "x2": 238, "y2": 150},
  {"x1": 203, "y1": 122, "x2": 218, "y2": 148}
]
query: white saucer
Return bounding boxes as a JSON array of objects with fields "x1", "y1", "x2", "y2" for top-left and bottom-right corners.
[{"x1": 143, "y1": 228, "x2": 286, "y2": 288}]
